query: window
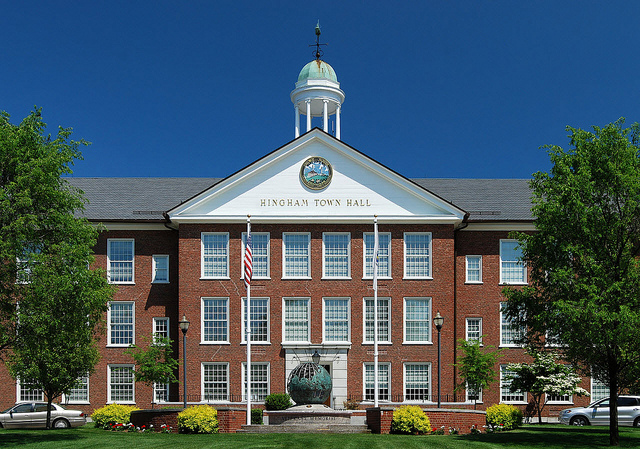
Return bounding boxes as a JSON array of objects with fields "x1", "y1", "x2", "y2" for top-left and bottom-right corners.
[
  {"x1": 465, "y1": 255, "x2": 482, "y2": 283},
  {"x1": 243, "y1": 363, "x2": 269, "y2": 402},
  {"x1": 404, "y1": 233, "x2": 432, "y2": 278},
  {"x1": 591, "y1": 378, "x2": 610, "y2": 402},
  {"x1": 153, "y1": 317, "x2": 169, "y2": 342},
  {"x1": 500, "y1": 240, "x2": 526, "y2": 284},
  {"x1": 364, "y1": 363, "x2": 390, "y2": 401},
  {"x1": 17, "y1": 379, "x2": 44, "y2": 402},
  {"x1": 404, "y1": 363, "x2": 431, "y2": 402},
  {"x1": 283, "y1": 297, "x2": 310, "y2": 342},
  {"x1": 323, "y1": 298, "x2": 350, "y2": 342},
  {"x1": 547, "y1": 392, "x2": 572, "y2": 403},
  {"x1": 202, "y1": 298, "x2": 229, "y2": 343},
  {"x1": 242, "y1": 232, "x2": 270, "y2": 279},
  {"x1": 64, "y1": 375, "x2": 89, "y2": 404},
  {"x1": 152, "y1": 255, "x2": 169, "y2": 283},
  {"x1": 500, "y1": 365, "x2": 526, "y2": 403},
  {"x1": 242, "y1": 297, "x2": 270, "y2": 343},
  {"x1": 283, "y1": 233, "x2": 311, "y2": 278},
  {"x1": 203, "y1": 363, "x2": 229, "y2": 401},
  {"x1": 363, "y1": 297, "x2": 391, "y2": 344},
  {"x1": 107, "y1": 239, "x2": 134, "y2": 283},
  {"x1": 466, "y1": 383, "x2": 482, "y2": 403},
  {"x1": 323, "y1": 233, "x2": 351, "y2": 278},
  {"x1": 466, "y1": 318, "x2": 482, "y2": 342},
  {"x1": 154, "y1": 382, "x2": 169, "y2": 403},
  {"x1": 201, "y1": 233, "x2": 229, "y2": 278},
  {"x1": 108, "y1": 302, "x2": 134, "y2": 346},
  {"x1": 500, "y1": 302, "x2": 522, "y2": 346},
  {"x1": 364, "y1": 232, "x2": 391, "y2": 279},
  {"x1": 108, "y1": 364, "x2": 135, "y2": 403},
  {"x1": 404, "y1": 297, "x2": 431, "y2": 343}
]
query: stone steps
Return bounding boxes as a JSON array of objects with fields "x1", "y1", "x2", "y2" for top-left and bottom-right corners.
[{"x1": 238, "y1": 423, "x2": 371, "y2": 434}]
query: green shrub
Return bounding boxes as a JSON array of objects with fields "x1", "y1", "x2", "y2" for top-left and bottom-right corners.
[
  {"x1": 91, "y1": 403, "x2": 140, "y2": 428},
  {"x1": 251, "y1": 408, "x2": 263, "y2": 425},
  {"x1": 264, "y1": 392, "x2": 292, "y2": 410},
  {"x1": 390, "y1": 405, "x2": 431, "y2": 435},
  {"x1": 177, "y1": 405, "x2": 218, "y2": 434},
  {"x1": 486, "y1": 403, "x2": 523, "y2": 431}
]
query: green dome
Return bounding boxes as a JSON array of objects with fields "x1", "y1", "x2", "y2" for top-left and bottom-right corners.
[{"x1": 297, "y1": 60, "x2": 338, "y2": 83}]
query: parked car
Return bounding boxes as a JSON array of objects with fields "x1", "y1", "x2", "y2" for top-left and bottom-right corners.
[
  {"x1": 559, "y1": 396, "x2": 640, "y2": 427},
  {"x1": 0, "y1": 402, "x2": 86, "y2": 429}
]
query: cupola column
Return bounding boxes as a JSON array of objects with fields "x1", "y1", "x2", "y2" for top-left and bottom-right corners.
[
  {"x1": 294, "y1": 104, "x2": 300, "y2": 138},
  {"x1": 336, "y1": 103, "x2": 341, "y2": 140},
  {"x1": 323, "y1": 100, "x2": 329, "y2": 132},
  {"x1": 306, "y1": 100, "x2": 312, "y2": 132}
]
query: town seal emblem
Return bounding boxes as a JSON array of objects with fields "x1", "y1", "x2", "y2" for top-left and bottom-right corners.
[{"x1": 300, "y1": 156, "x2": 332, "y2": 190}]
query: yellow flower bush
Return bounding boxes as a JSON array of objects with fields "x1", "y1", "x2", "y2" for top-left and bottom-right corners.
[
  {"x1": 390, "y1": 405, "x2": 431, "y2": 435},
  {"x1": 91, "y1": 403, "x2": 140, "y2": 428},
  {"x1": 486, "y1": 403, "x2": 523, "y2": 431},
  {"x1": 177, "y1": 405, "x2": 219, "y2": 434}
]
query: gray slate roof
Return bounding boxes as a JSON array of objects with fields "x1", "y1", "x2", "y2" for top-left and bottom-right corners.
[{"x1": 67, "y1": 177, "x2": 533, "y2": 222}]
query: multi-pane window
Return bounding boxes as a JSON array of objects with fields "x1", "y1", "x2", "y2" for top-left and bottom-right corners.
[
  {"x1": 465, "y1": 255, "x2": 482, "y2": 283},
  {"x1": 153, "y1": 317, "x2": 169, "y2": 342},
  {"x1": 243, "y1": 233, "x2": 270, "y2": 279},
  {"x1": 591, "y1": 378, "x2": 610, "y2": 402},
  {"x1": 500, "y1": 302, "x2": 521, "y2": 346},
  {"x1": 18, "y1": 380, "x2": 44, "y2": 402},
  {"x1": 203, "y1": 363, "x2": 229, "y2": 401},
  {"x1": 466, "y1": 383, "x2": 482, "y2": 403},
  {"x1": 283, "y1": 297, "x2": 310, "y2": 342},
  {"x1": 404, "y1": 363, "x2": 431, "y2": 402},
  {"x1": 202, "y1": 298, "x2": 228, "y2": 343},
  {"x1": 243, "y1": 363, "x2": 269, "y2": 402},
  {"x1": 404, "y1": 233, "x2": 432, "y2": 278},
  {"x1": 547, "y1": 392, "x2": 571, "y2": 403},
  {"x1": 500, "y1": 240, "x2": 526, "y2": 284},
  {"x1": 108, "y1": 302, "x2": 134, "y2": 346},
  {"x1": 466, "y1": 317, "x2": 482, "y2": 342},
  {"x1": 65, "y1": 375, "x2": 89, "y2": 403},
  {"x1": 404, "y1": 297, "x2": 431, "y2": 343},
  {"x1": 364, "y1": 363, "x2": 390, "y2": 401},
  {"x1": 323, "y1": 298, "x2": 350, "y2": 342},
  {"x1": 283, "y1": 233, "x2": 311, "y2": 278},
  {"x1": 364, "y1": 297, "x2": 391, "y2": 343},
  {"x1": 364, "y1": 232, "x2": 391, "y2": 278},
  {"x1": 154, "y1": 382, "x2": 169, "y2": 403},
  {"x1": 152, "y1": 255, "x2": 169, "y2": 283},
  {"x1": 201, "y1": 233, "x2": 229, "y2": 278},
  {"x1": 107, "y1": 239, "x2": 134, "y2": 283},
  {"x1": 323, "y1": 233, "x2": 351, "y2": 278},
  {"x1": 108, "y1": 365, "x2": 135, "y2": 403},
  {"x1": 243, "y1": 297, "x2": 269, "y2": 343},
  {"x1": 500, "y1": 365, "x2": 526, "y2": 402}
]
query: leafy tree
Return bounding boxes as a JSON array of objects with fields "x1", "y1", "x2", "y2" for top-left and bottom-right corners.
[
  {"x1": 1, "y1": 108, "x2": 113, "y2": 428},
  {"x1": 125, "y1": 336, "x2": 179, "y2": 405},
  {"x1": 455, "y1": 338, "x2": 501, "y2": 409},
  {"x1": 502, "y1": 119, "x2": 640, "y2": 446},
  {"x1": 506, "y1": 350, "x2": 589, "y2": 424}
]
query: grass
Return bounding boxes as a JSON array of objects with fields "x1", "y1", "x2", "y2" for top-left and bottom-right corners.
[{"x1": 1, "y1": 424, "x2": 639, "y2": 448}]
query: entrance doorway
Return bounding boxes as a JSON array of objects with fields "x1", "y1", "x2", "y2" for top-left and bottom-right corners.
[{"x1": 322, "y1": 364, "x2": 332, "y2": 407}]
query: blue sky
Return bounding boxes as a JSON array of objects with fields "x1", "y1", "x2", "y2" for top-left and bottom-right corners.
[{"x1": 2, "y1": 1, "x2": 639, "y2": 180}]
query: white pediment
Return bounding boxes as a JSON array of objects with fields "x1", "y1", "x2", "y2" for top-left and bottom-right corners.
[{"x1": 168, "y1": 130, "x2": 466, "y2": 224}]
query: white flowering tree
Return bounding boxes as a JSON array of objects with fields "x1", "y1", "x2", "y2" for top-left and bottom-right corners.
[{"x1": 506, "y1": 350, "x2": 589, "y2": 424}]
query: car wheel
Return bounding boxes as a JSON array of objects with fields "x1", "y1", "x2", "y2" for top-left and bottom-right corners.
[
  {"x1": 634, "y1": 417, "x2": 640, "y2": 428},
  {"x1": 570, "y1": 416, "x2": 589, "y2": 426},
  {"x1": 53, "y1": 418, "x2": 70, "y2": 429}
]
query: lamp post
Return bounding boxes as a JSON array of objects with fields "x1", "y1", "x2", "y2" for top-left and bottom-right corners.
[
  {"x1": 433, "y1": 312, "x2": 444, "y2": 408},
  {"x1": 179, "y1": 315, "x2": 190, "y2": 409}
]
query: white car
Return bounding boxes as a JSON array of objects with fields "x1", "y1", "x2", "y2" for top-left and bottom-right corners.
[
  {"x1": 559, "y1": 396, "x2": 640, "y2": 427},
  {"x1": 0, "y1": 402, "x2": 86, "y2": 429}
]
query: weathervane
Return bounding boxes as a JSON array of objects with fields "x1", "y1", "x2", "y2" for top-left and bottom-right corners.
[{"x1": 310, "y1": 20, "x2": 327, "y2": 60}]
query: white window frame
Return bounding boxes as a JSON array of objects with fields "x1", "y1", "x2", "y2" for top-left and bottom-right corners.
[
  {"x1": 16, "y1": 379, "x2": 44, "y2": 402},
  {"x1": 107, "y1": 238, "x2": 135, "y2": 284},
  {"x1": 107, "y1": 301, "x2": 135, "y2": 347},
  {"x1": 242, "y1": 232, "x2": 270, "y2": 280},
  {"x1": 590, "y1": 377, "x2": 610, "y2": 402},
  {"x1": 363, "y1": 362, "x2": 391, "y2": 402},
  {"x1": 363, "y1": 232, "x2": 392, "y2": 279},
  {"x1": 322, "y1": 232, "x2": 351, "y2": 279},
  {"x1": 153, "y1": 317, "x2": 170, "y2": 342},
  {"x1": 403, "y1": 362, "x2": 432, "y2": 403},
  {"x1": 403, "y1": 297, "x2": 432, "y2": 344},
  {"x1": 107, "y1": 364, "x2": 135, "y2": 404},
  {"x1": 465, "y1": 255, "x2": 482, "y2": 284},
  {"x1": 322, "y1": 297, "x2": 351, "y2": 344},
  {"x1": 465, "y1": 317, "x2": 482, "y2": 343},
  {"x1": 500, "y1": 365, "x2": 526, "y2": 403},
  {"x1": 152, "y1": 254, "x2": 169, "y2": 283},
  {"x1": 466, "y1": 383, "x2": 483, "y2": 403},
  {"x1": 500, "y1": 302, "x2": 522, "y2": 347},
  {"x1": 201, "y1": 297, "x2": 229, "y2": 344},
  {"x1": 242, "y1": 297, "x2": 270, "y2": 344},
  {"x1": 153, "y1": 381, "x2": 169, "y2": 403},
  {"x1": 202, "y1": 362, "x2": 230, "y2": 402},
  {"x1": 403, "y1": 232, "x2": 432, "y2": 279},
  {"x1": 63, "y1": 374, "x2": 90, "y2": 404},
  {"x1": 546, "y1": 392, "x2": 572, "y2": 404},
  {"x1": 282, "y1": 297, "x2": 311, "y2": 343},
  {"x1": 242, "y1": 362, "x2": 270, "y2": 403},
  {"x1": 282, "y1": 232, "x2": 311, "y2": 279},
  {"x1": 363, "y1": 297, "x2": 391, "y2": 344},
  {"x1": 201, "y1": 232, "x2": 230, "y2": 279},
  {"x1": 500, "y1": 239, "x2": 527, "y2": 285}
]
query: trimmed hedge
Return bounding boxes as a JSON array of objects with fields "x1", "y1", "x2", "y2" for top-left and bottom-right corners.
[
  {"x1": 91, "y1": 404, "x2": 140, "y2": 428},
  {"x1": 177, "y1": 405, "x2": 219, "y2": 434},
  {"x1": 486, "y1": 403, "x2": 523, "y2": 431},
  {"x1": 390, "y1": 405, "x2": 432, "y2": 435},
  {"x1": 264, "y1": 393, "x2": 292, "y2": 410}
]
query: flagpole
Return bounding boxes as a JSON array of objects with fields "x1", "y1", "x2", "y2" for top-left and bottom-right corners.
[
  {"x1": 373, "y1": 215, "x2": 379, "y2": 408},
  {"x1": 245, "y1": 215, "x2": 252, "y2": 425}
]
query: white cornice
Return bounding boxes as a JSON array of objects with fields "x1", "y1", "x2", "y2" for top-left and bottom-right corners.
[{"x1": 461, "y1": 222, "x2": 536, "y2": 232}]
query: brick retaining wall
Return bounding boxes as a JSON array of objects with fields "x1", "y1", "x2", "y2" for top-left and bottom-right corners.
[{"x1": 366, "y1": 407, "x2": 485, "y2": 434}]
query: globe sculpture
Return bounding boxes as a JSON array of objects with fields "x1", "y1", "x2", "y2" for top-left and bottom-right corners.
[{"x1": 287, "y1": 362, "x2": 332, "y2": 405}]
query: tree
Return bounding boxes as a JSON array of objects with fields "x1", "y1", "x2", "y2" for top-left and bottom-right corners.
[
  {"x1": 506, "y1": 350, "x2": 589, "y2": 424},
  {"x1": 0, "y1": 109, "x2": 113, "y2": 428},
  {"x1": 502, "y1": 119, "x2": 640, "y2": 446},
  {"x1": 455, "y1": 338, "x2": 501, "y2": 409}
]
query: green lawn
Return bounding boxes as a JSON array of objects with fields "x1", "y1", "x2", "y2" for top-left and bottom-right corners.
[{"x1": 1, "y1": 424, "x2": 639, "y2": 448}]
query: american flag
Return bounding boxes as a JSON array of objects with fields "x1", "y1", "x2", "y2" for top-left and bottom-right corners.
[{"x1": 244, "y1": 225, "x2": 252, "y2": 290}]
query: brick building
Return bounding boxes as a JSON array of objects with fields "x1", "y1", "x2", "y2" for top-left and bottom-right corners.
[{"x1": 0, "y1": 54, "x2": 604, "y2": 418}]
